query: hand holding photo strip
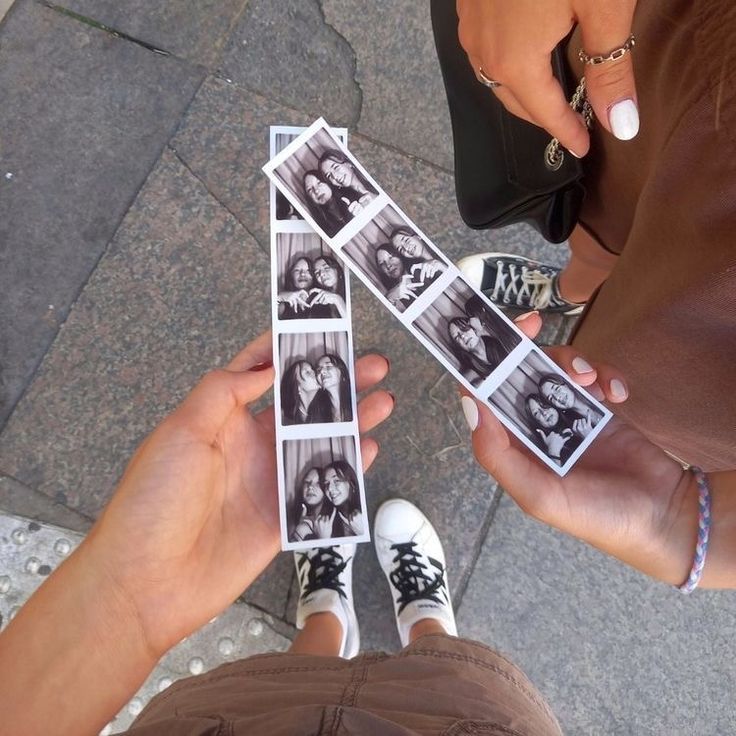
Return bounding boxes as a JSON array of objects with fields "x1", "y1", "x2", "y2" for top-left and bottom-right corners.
[
  {"x1": 269, "y1": 126, "x2": 369, "y2": 551},
  {"x1": 264, "y1": 118, "x2": 612, "y2": 476}
]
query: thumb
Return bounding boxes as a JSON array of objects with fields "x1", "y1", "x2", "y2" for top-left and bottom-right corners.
[
  {"x1": 577, "y1": 8, "x2": 639, "y2": 140},
  {"x1": 341, "y1": 196, "x2": 350, "y2": 205},
  {"x1": 171, "y1": 366, "x2": 275, "y2": 439}
]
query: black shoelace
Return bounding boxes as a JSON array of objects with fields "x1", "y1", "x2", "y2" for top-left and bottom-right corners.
[
  {"x1": 389, "y1": 542, "x2": 447, "y2": 614},
  {"x1": 298, "y1": 547, "x2": 350, "y2": 601}
]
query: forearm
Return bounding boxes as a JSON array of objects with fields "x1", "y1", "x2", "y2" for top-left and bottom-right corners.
[
  {"x1": 0, "y1": 538, "x2": 159, "y2": 735},
  {"x1": 595, "y1": 470, "x2": 736, "y2": 590}
]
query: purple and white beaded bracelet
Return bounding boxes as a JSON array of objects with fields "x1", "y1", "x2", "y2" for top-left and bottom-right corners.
[{"x1": 677, "y1": 466, "x2": 712, "y2": 594}]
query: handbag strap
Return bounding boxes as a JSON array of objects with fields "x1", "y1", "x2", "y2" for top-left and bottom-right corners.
[{"x1": 545, "y1": 77, "x2": 594, "y2": 170}]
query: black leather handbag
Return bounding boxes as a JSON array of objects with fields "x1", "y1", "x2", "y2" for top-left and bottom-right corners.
[{"x1": 431, "y1": 0, "x2": 586, "y2": 244}]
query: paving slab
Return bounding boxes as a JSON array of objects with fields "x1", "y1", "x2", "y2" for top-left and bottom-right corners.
[
  {"x1": 323, "y1": 0, "x2": 454, "y2": 171},
  {"x1": 0, "y1": 511, "x2": 290, "y2": 735},
  {"x1": 0, "y1": 148, "x2": 294, "y2": 618},
  {"x1": 0, "y1": 473, "x2": 92, "y2": 533},
  {"x1": 61, "y1": 0, "x2": 248, "y2": 67},
  {"x1": 219, "y1": 0, "x2": 361, "y2": 128},
  {"x1": 456, "y1": 494, "x2": 736, "y2": 736},
  {"x1": 0, "y1": 0, "x2": 204, "y2": 428}
]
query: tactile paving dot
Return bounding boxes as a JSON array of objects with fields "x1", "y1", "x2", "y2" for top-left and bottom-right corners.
[{"x1": 0, "y1": 512, "x2": 291, "y2": 733}]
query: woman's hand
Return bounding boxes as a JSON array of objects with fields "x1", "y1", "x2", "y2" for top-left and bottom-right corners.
[
  {"x1": 411, "y1": 260, "x2": 444, "y2": 283},
  {"x1": 387, "y1": 274, "x2": 421, "y2": 306},
  {"x1": 535, "y1": 427, "x2": 573, "y2": 461},
  {"x1": 343, "y1": 197, "x2": 364, "y2": 217},
  {"x1": 314, "y1": 508, "x2": 337, "y2": 539},
  {"x1": 571, "y1": 410, "x2": 595, "y2": 438},
  {"x1": 88, "y1": 331, "x2": 393, "y2": 657},
  {"x1": 292, "y1": 505, "x2": 316, "y2": 542},
  {"x1": 278, "y1": 289, "x2": 310, "y2": 313},
  {"x1": 456, "y1": 0, "x2": 639, "y2": 154},
  {"x1": 309, "y1": 288, "x2": 347, "y2": 317}
]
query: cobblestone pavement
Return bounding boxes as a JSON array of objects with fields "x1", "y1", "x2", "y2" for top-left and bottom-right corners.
[{"x1": 0, "y1": 2, "x2": 733, "y2": 734}]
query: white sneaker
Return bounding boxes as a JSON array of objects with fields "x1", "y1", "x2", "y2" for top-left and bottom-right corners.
[
  {"x1": 294, "y1": 545, "x2": 360, "y2": 658},
  {"x1": 374, "y1": 500, "x2": 457, "y2": 647}
]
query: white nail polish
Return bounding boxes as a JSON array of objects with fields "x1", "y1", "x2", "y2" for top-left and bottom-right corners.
[
  {"x1": 608, "y1": 99, "x2": 639, "y2": 141},
  {"x1": 572, "y1": 356, "x2": 594, "y2": 374},
  {"x1": 610, "y1": 378, "x2": 628, "y2": 401},
  {"x1": 461, "y1": 396, "x2": 479, "y2": 432}
]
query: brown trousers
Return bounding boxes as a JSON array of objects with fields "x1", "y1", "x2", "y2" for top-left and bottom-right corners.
[
  {"x1": 567, "y1": 0, "x2": 736, "y2": 471},
  {"x1": 127, "y1": 635, "x2": 561, "y2": 736}
]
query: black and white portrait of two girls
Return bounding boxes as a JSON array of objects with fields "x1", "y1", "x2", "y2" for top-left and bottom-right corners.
[
  {"x1": 271, "y1": 127, "x2": 379, "y2": 238},
  {"x1": 279, "y1": 332, "x2": 354, "y2": 427}
]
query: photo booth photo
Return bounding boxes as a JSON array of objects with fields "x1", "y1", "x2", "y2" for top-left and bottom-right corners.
[
  {"x1": 271, "y1": 127, "x2": 378, "y2": 238},
  {"x1": 488, "y1": 349, "x2": 605, "y2": 467},
  {"x1": 342, "y1": 205, "x2": 448, "y2": 313},
  {"x1": 283, "y1": 435, "x2": 364, "y2": 544},
  {"x1": 413, "y1": 277, "x2": 522, "y2": 387},
  {"x1": 276, "y1": 232, "x2": 348, "y2": 320},
  {"x1": 279, "y1": 331, "x2": 354, "y2": 426}
]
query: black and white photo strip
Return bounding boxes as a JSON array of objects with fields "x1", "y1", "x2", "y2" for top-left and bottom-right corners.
[
  {"x1": 278, "y1": 331, "x2": 354, "y2": 426},
  {"x1": 342, "y1": 204, "x2": 449, "y2": 313},
  {"x1": 270, "y1": 125, "x2": 380, "y2": 239},
  {"x1": 275, "y1": 232, "x2": 348, "y2": 320},
  {"x1": 488, "y1": 348, "x2": 607, "y2": 473},
  {"x1": 281, "y1": 435, "x2": 367, "y2": 546},
  {"x1": 270, "y1": 125, "x2": 366, "y2": 550},
  {"x1": 413, "y1": 276, "x2": 522, "y2": 388},
  {"x1": 270, "y1": 127, "x2": 348, "y2": 223},
  {"x1": 264, "y1": 119, "x2": 612, "y2": 475}
]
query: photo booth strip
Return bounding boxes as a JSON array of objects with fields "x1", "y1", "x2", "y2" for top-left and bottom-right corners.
[
  {"x1": 269, "y1": 126, "x2": 369, "y2": 551},
  {"x1": 264, "y1": 119, "x2": 612, "y2": 476}
]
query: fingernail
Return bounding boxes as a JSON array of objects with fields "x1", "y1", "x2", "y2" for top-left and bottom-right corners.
[
  {"x1": 387, "y1": 390, "x2": 396, "y2": 406},
  {"x1": 572, "y1": 356, "x2": 594, "y2": 374},
  {"x1": 514, "y1": 310, "x2": 539, "y2": 323},
  {"x1": 461, "y1": 396, "x2": 479, "y2": 432},
  {"x1": 249, "y1": 361, "x2": 273, "y2": 372},
  {"x1": 610, "y1": 378, "x2": 628, "y2": 401},
  {"x1": 568, "y1": 148, "x2": 583, "y2": 159},
  {"x1": 608, "y1": 99, "x2": 639, "y2": 141}
]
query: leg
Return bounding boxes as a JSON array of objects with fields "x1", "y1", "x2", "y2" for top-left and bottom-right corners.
[
  {"x1": 557, "y1": 224, "x2": 618, "y2": 303},
  {"x1": 289, "y1": 611, "x2": 343, "y2": 656}
]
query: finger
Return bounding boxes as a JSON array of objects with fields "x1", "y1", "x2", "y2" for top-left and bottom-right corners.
[
  {"x1": 357, "y1": 389, "x2": 394, "y2": 433},
  {"x1": 465, "y1": 49, "x2": 536, "y2": 125},
  {"x1": 464, "y1": 395, "x2": 563, "y2": 522},
  {"x1": 542, "y1": 346, "x2": 628, "y2": 403},
  {"x1": 172, "y1": 366, "x2": 275, "y2": 438},
  {"x1": 513, "y1": 311, "x2": 543, "y2": 339},
  {"x1": 355, "y1": 353, "x2": 390, "y2": 392},
  {"x1": 542, "y1": 346, "x2": 599, "y2": 387},
  {"x1": 507, "y1": 60, "x2": 590, "y2": 156},
  {"x1": 226, "y1": 330, "x2": 273, "y2": 371},
  {"x1": 360, "y1": 437, "x2": 380, "y2": 470},
  {"x1": 577, "y1": 8, "x2": 638, "y2": 140}
]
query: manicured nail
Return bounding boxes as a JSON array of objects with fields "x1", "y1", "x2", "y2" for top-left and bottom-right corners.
[
  {"x1": 568, "y1": 148, "x2": 583, "y2": 159},
  {"x1": 514, "y1": 310, "x2": 539, "y2": 323},
  {"x1": 461, "y1": 396, "x2": 479, "y2": 432},
  {"x1": 249, "y1": 361, "x2": 272, "y2": 372},
  {"x1": 572, "y1": 356, "x2": 594, "y2": 374},
  {"x1": 610, "y1": 378, "x2": 628, "y2": 401},
  {"x1": 608, "y1": 99, "x2": 639, "y2": 141}
]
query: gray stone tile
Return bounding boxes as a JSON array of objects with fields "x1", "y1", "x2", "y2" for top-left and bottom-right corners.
[
  {"x1": 61, "y1": 0, "x2": 248, "y2": 67},
  {"x1": 0, "y1": 148, "x2": 288, "y2": 616},
  {"x1": 0, "y1": 474, "x2": 92, "y2": 533},
  {"x1": 0, "y1": 0, "x2": 204, "y2": 428},
  {"x1": 219, "y1": 0, "x2": 361, "y2": 128},
  {"x1": 323, "y1": 0, "x2": 454, "y2": 171},
  {"x1": 457, "y1": 494, "x2": 736, "y2": 736}
]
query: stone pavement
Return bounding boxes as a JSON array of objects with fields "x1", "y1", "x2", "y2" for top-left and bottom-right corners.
[{"x1": 0, "y1": 1, "x2": 733, "y2": 734}]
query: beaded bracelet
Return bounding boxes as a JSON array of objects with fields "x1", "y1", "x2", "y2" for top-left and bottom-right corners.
[{"x1": 677, "y1": 466, "x2": 712, "y2": 594}]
